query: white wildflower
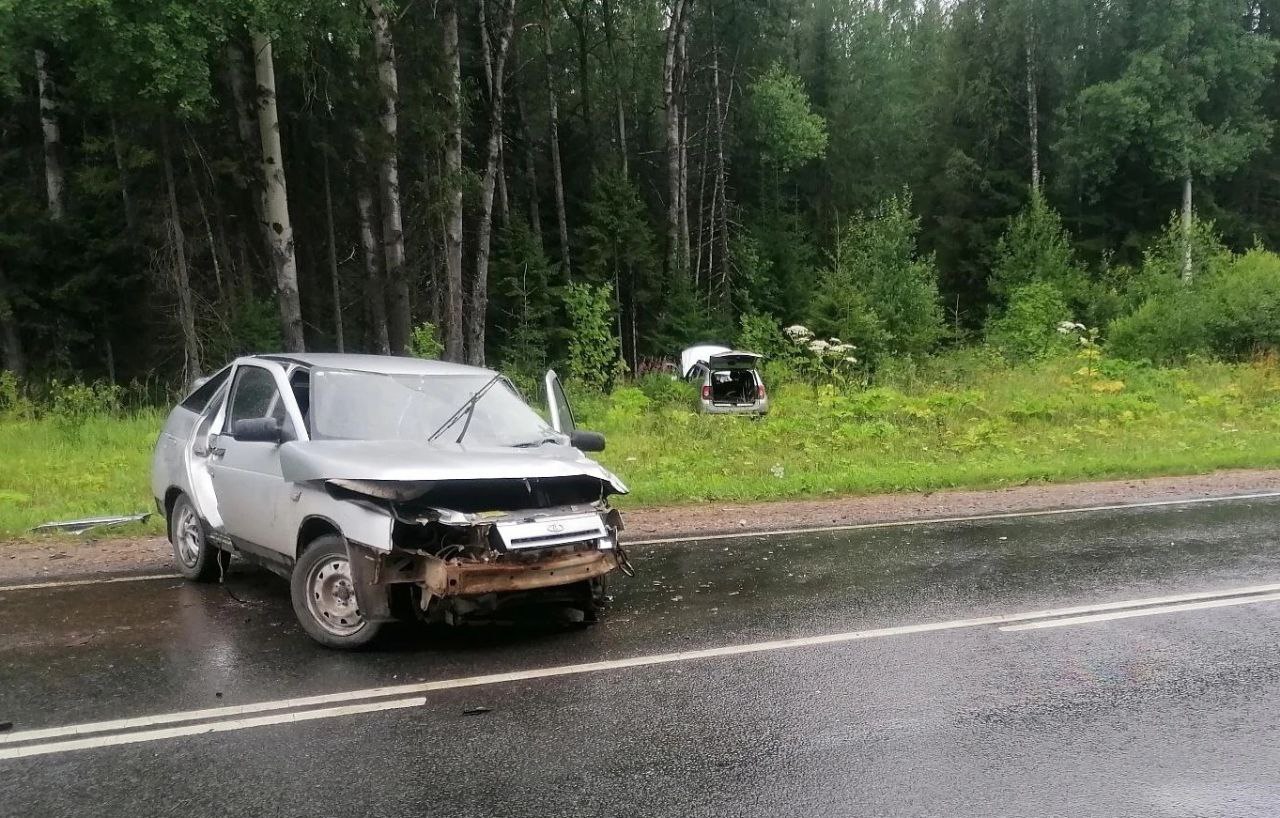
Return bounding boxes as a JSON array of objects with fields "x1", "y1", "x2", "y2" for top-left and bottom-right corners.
[
  {"x1": 808, "y1": 339, "x2": 830, "y2": 353},
  {"x1": 784, "y1": 324, "x2": 813, "y2": 341}
]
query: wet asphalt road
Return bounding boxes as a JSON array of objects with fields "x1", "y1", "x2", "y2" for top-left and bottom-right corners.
[{"x1": 3, "y1": 497, "x2": 1280, "y2": 817}]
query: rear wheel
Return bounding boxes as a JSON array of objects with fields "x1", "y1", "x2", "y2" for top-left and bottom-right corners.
[
  {"x1": 168, "y1": 494, "x2": 230, "y2": 582},
  {"x1": 290, "y1": 535, "x2": 383, "y2": 649}
]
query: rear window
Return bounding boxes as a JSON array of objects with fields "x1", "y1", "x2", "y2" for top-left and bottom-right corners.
[{"x1": 179, "y1": 366, "x2": 231, "y2": 412}]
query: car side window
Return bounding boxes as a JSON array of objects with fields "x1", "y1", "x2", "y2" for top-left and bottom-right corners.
[
  {"x1": 180, "y1": 366, "x2": 231, "y2": 412},
  {"x1": 228, "y1": 366, "x2": 285, "y2": 426}
]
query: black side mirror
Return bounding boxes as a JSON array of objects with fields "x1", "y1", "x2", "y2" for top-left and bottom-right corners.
[
  {"x1": 232, "y1": 417, "x2": 284, "y2": 444},
  {"x1": 570, "y1": 429, "x2": 606, "y2": 452}
]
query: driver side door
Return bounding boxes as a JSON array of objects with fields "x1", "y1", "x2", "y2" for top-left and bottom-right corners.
[{"x1": 208, "y1": 363, "x2": 299, "y2": 556}]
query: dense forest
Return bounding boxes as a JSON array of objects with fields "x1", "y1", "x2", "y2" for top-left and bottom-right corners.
[{"x1": 0, "y1": 0, "x2": 1278, "y2": 386}]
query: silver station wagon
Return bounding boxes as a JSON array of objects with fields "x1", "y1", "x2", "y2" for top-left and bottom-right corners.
[{"x1": 151, "y1": 353, "x2": 628, "y2": 649}]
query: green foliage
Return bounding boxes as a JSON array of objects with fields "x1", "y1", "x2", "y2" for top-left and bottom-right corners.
[
  {"x1": 736, "y1": 313, "x2": 788, "y2": 359},
  {"x1": 748, "y1": 63, "x2": 829, "y2": 173},
  {"x1": 491, "y1": 219, "x2": 553, "y2": 375},
  {"x1": 0, "y1": 371, "x2": 33, "y2": 420},
  {"x1": 810, "y1": 192, "x2": 944, "y2": 363},
  {"x1": 635, "y1": 372, "x2": 693, "y2": 406},
  {"x1": 1108, "y1": 249, "x2": 1280, "y2": 363},
  {"x1": 563, "y1": 282, "x2": 622, "y2": 392},
  {"x1": 989, "y1": 191, "x2": 1087, "y2": 307},
  {"x1": 202, "y1": 298, "x2": 283, "y2": 365},
  {"x1": 48, "y1": 379, "x2": 122, "y2": 438},
  {"x1": 409, "y1": 321, "x2": 444, "y2": 360},
  {"x1": 986, "y1": 282, "x2": 1073, "y2": 362}
]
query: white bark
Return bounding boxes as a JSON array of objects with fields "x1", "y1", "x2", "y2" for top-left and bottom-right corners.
[
  {"x1": 354, "y1": 147, "x2": 390, "y2": 355},
  {"x1": 251, "y1": 32, "x2": 305, "y2": 352},
  {"x1": 35, "y1": 49, "x2": 65, "y2": 221},
  {"x1": 1025, "y1": 2, "x2": 1040, "y2": 194},
  {"x1": 1182, "y1": 174, "x2": 1194, "y2": 283},
  {"x1": 443, "y1": 0, "x2": 466, "y2": 362},
  {"x1": 366, "y1": 0, "x2": 411, "y2": 353}
]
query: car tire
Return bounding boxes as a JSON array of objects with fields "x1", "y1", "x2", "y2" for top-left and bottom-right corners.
[
  {"x1": 290, "y1": 535, "x2": 383, "y2": 649},
  {"x1": 168, "y1": 494, "x2": 230, "y2": 582}
]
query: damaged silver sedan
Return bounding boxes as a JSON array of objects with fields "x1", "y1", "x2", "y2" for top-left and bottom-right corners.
[{"x1": 151, "y1": 353, "x2": 628, "y2": 648}]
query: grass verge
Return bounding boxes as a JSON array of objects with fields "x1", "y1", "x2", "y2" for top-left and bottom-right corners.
[{"x1": 3, "y1": 353, "x2": 1280, "y2": 539}]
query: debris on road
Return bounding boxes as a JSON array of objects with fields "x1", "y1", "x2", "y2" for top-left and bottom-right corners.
[
  {"x1": 462, "y1": 706, "x2": 492, "y2": 716},
  {"x1": 31, "y1": 513, "x2": 151, "y2": 536},
  {"x1": 0, "y1": 721, "x2": 12, "y2": 733}
]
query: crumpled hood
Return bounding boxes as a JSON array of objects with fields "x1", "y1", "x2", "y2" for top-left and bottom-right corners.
[{"x1": 278, "y1": 439, "x2": 628, "y2": 494}]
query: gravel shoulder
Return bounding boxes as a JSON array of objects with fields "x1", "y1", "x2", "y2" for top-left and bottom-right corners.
[{"x1": 3, "y1": 468, "x2": 1280, "y2": 584}]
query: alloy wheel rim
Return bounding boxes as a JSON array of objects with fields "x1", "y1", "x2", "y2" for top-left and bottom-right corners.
[
  {"x1": 175, "y1": 505, "x2": 202, "y2": 567},
  {"x1": 306, "y1": 557, "x2": 365, "y2": 636}
]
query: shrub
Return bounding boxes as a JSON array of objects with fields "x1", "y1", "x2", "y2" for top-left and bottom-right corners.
[
  {"x1": 986, "y1": 282, "x2": 1073, "y2": 361},
  {"x1": 736, "y1": 312, "x2": 788, "y2": 359},
  {"x1": 636, "y1": 372, "x2": 692, "y2": 406},
  {"x1": 409, "y1": 322, "x2": 444, "y2": 360},
  {"x1": 0, "y1": 371, "x2": 34, "y2": 420},
  {"x1": 564, "y1": 282, "x2": 623, "y2": 392},
  {"x1": 1107, "y1": 249, "x2": 1280, "y2": 364},
  {"x1": 48, "y1": 379, "x2": 122, "y2": 437}
]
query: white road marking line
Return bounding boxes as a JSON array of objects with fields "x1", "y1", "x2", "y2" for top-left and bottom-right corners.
[
  {"x1": 0, "y1": 574, "x2": 181, "y2": 593},
  {"x1": 1000, "y1": 591, "x2": 1280, "y2": 632},
  {"x1": 2, "y1": 491, "x2": 1278, "y2": 594},
  {"x1": 626, "y1": 491, "x2": 1280, "y2": 546},
  {"x1": 0, "y1": 697, "x2": 427, "y2": 761},
  {"x1": 5, "y1": 580, "x2": 1280, "y2": 755}
]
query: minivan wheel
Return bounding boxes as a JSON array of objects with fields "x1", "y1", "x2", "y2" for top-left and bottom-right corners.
[
  {"x1": 290, "y1": 535, "x2": 383, "y2": 649},
  {"x1": 168, "y1": 494, "x2": 230, "y2": 582}
]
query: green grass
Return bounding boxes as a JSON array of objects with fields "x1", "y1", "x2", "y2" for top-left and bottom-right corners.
[{"x1": 4, "y1": 352, "x2": 1280, "y2": 539}]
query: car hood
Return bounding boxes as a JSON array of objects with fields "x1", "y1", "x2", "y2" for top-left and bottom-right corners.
[{"x1": 278, "y1": 439, "x2": 628, "y2": 494}]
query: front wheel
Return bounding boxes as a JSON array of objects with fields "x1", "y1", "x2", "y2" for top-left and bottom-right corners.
[
  {"x1": 169, "y1": 494, "x2": 230, "y2": 582},
  {"x1": 290, "y1": 535, "x2": 383, "y2": 649}
]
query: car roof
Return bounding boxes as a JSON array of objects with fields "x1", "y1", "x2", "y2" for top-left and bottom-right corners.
[
  {"x1": 680, "y1": 344, "x2": 732, "y2": 377},
  {"x1": 244, "y1": 353, "x2": 495, "y2": 377}
]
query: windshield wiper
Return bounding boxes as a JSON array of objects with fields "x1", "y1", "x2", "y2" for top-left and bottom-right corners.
[
  {"x1": 427, "y1": 374, "x2": 503, "y2": 444},
  {"x1": 509, "y1": 436, "x2": 562, "y2": 448}
]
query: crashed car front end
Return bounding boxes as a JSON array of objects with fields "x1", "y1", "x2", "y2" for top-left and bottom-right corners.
[{"x1": 294, "y1": 465, "x2": 629, "y2": 622}]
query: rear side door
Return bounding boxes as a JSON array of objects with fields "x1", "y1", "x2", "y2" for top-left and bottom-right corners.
[{"x1": 208, "y1": 363, "x2": 305, "y2": 554}]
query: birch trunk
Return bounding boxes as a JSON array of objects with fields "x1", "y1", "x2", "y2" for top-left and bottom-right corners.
[
  {"x1": 161, "y1": 126, "x2": 202, "y2": 381},
  {"x1": 35, "y1": 49, "x2": 66, "y2": 221},
  {"x1": 355, "y1": 167, "x2": 390, "y2": 354},
  {"x1": 542, "y1": 0, "x2": 572, "y2": 279},
  {"x1": 251, "y1": 32, "x2": 305, "y2": 352},
  {"x1": 443, "y1": 0, "x2": 466, "y2": 362},
  {"x1": 1025, "y1": 2, "x2": 1040, "y2": 193},
  {"x1": 469, "y1": 0, "x2": 518, "y2": 366},
  {"x1": 1181, "y1": 174, "x2": 1193, "y2": 283},
  {"x1": 663, "y1": 0, "x2": 687, "y2": 279},
  {"x1": 0, "y1": 262, "x2": 24, "y2": 378},
  {"x1": 323, "y1": 152, "x2": 344, "y2": 352},
  {"x1": 367, "y1": 0, "x2": 411, "y2": 353}
]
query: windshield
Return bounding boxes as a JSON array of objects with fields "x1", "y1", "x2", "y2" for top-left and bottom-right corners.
[{"x1": 310, "y1": 368, "x2": 558, "y2": 446}]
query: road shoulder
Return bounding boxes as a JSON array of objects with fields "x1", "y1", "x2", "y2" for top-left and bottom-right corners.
[{"x1": 3, "y1": 468, "x2": 1279, "y2": 584}]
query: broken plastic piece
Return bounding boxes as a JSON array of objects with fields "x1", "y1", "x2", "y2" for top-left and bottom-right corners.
[{"x1": 31, "y1": 513, "x2": 152, "y2": 536}]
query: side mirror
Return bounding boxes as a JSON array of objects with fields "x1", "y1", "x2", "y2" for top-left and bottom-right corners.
[
  {"x1": 570, "y1": 429, "x2": 606, "y2": 452},
  {"x1": 232, "y1": 417, "x2": 284, "y2": 444}
]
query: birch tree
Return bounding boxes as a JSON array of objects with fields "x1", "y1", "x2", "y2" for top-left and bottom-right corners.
[
  {"x1": 541, "y1": 0, "x2": 572, "y2": 279},
  {"x1": 443, "y1": 0, "x2": 466, "y2": 361},
  {"x1": 34, "y1": 49, "x2": 65, "y2": 221},
  {"x1": 251, "y1": 32, "x2": 305, "y2": 351},
  {"x1": 366, "y1": 0, "x2": 410, "y2": 352}
]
